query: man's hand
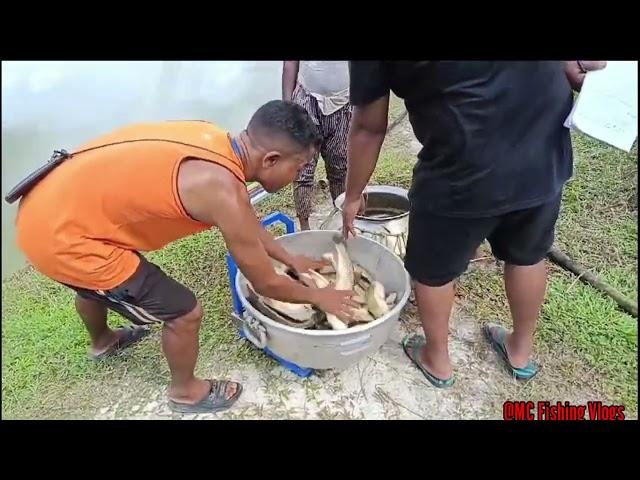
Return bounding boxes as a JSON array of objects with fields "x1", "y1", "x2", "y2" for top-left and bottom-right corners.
[
  {"x1": 565, "y1": 61, "x2": 607, "y2": 91},
  {"x1": 312, "y1": 288, "x2": 358, "y2": 323},
  {"x1": 288, "y1": 254, "x2": 329, "y2": 277},
  {"x1": 342, "y1": 193, "x2": 367, "y2": 239}
]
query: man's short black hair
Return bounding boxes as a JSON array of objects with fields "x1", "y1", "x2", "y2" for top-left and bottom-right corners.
[{"x1": 248, "y1": 100, "x2": 321, "y2": 151}]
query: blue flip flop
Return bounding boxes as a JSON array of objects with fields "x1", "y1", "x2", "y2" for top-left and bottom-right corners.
[
  {"x1": 483, "y1": 323, "x2": 541, "y2": 380},
  {"x1": 402, "y1": 334, "x2": 455, "y2": 388}
]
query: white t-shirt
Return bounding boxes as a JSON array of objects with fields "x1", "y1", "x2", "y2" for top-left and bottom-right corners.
[{"x1": 297, "y1": 61, "x2": 350, "y2": 116}]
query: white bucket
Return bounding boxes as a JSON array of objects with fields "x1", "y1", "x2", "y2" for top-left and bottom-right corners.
[{"x1": 320, "y1": 185, "x2": 409, "y2": 258}]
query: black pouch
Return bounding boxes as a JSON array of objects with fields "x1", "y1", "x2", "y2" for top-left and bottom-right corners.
[{"x1": 4, "y1": 149, "x2": 71, "y2": 204}]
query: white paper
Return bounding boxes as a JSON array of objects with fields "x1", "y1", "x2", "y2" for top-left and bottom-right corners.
[{"x1": 564, "y1": 61, "x2": 638, "y2": 152}]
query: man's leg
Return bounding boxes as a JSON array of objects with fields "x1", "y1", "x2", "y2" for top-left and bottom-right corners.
[
  {"x1": 321, "y1": 105, "x2": 351, "y2": 203},
  {"x1": 293, "y1": 154, "x2": 319, "y2": 231},
  {"x1": 75, "y1": 294, "x2": 126, "y2": 356},
  {"x1": 414, "y1": 281, "x2": 456, "y2": 379},
  {"x1": 95, "y1": 257, "x2": 241, "y2": 408},
  {"x1": 487, "y1": 193, "x2": 561, "y2": 371},
  {"x1": 404, "y1": 210, "x2": 494, "y2": 382},
  {"x1": 292, "y1": 84, "x2": 322, "y2": 230},
  {"x1": 161, "y1": 301, "x2": 237, "y2": 404},
  {"x1": 503, "y1": 262, "x2": 546, "y2": 368}
]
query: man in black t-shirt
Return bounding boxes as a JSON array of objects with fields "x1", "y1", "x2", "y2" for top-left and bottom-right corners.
[{"x1": 343, "y1": 61, "x2": 606, "y2": 387}]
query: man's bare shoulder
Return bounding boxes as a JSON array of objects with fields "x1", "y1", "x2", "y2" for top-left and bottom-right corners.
[{"x1": 177, "y1": 159, "x2": 250, "y2": 225}]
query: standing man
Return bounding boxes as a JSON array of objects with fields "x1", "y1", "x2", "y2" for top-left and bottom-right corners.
[
  {"x1": 283, "y1": 61, "x2": 352, "y2": 230},
  {"x1": 343, "y1": 61, "x2": 606, "y2": 387}
]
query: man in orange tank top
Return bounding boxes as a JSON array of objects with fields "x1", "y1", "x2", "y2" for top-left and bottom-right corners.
[{"x1": 14, "y1": 100, "x2": 358, "y2": 414}]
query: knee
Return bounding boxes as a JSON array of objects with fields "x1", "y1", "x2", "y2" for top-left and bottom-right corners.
[
  {"x1": 167, "y1": 300, "x2": 203, "y2": 332},
  {"x1": 185, "y1": 301, "x2": 204, "y2": 324}
]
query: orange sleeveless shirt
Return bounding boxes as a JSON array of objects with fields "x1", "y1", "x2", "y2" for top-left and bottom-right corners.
[{"x1": 15, "y1": 121, "x2": 245, "y2": 290}]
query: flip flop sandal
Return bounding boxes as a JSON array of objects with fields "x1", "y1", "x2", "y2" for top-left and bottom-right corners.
[
  {"x1": 483, "y1": 323, "x2": 541, "y2": 380},
  {"x1": 89, "y1": 325, "x2": 151, "y2": 360},
  {"x1": 401, "y1": 334, "x2": 455, "y2": 388},
  {"x1": 168, "y1": 379, "x2": 243, "y2": 414}
]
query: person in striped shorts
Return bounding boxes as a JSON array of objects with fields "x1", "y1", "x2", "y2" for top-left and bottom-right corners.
[{"x1": 282, "y1": 61, "x2": 353, "y2": 230}]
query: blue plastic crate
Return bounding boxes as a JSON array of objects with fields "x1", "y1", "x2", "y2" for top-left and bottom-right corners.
[{"x1": 225, "y1": 211, "x2": 313, "y2": 378}]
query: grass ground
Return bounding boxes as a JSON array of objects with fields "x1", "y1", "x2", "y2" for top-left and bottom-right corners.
[
  {"x1": 457, "y1": 134, "x2": 638, "y2": 411},
  {"x1": 1, "y1": 103, "x2": 637, "y2": 419}
]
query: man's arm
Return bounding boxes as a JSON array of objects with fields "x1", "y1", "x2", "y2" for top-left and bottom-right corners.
[
  {"x1": 342, "y1": 95, "x2": 390, "y2": 237},
  {"x1": 341, "y1": 61, "x2": 392, "y2": 237},
  {"x1": 184, "y1": 165, "x2": 355, "y2": 320},
  {"x1": 258, "y1": 226, "x2": 294, "y2": 266},
  {"x1": 213, "y1": 184, "x2": 317, "y2": 303},
  {"x1": 257, "y1": 221, "x2": 328, "y2": 274},
  {"x1": 344, "y1": 95, "x2": 390, "y2": 202},
  {"x1": 282, "y1": 61, "x2": 300, "y2": 101}
]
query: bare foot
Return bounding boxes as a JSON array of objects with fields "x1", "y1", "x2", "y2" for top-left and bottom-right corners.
[
  {"x1": 420, "y1": 346, "x2": 453, "y2": 380},
  {"x1": 504, "y1": 332, "x2": 531, "y2": 369},
  {"x1": 90, "y1": 326, "x2": 149, "y2": 357}
]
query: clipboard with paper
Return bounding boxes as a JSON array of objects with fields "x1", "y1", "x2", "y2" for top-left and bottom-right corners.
[{"x1": 564, "y1": 61, "x2": 638, "y2": 152}]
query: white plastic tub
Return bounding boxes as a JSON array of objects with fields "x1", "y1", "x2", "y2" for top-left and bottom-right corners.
[{"x1": 234, "y1": 230, "x2": 410, "y2": 370}]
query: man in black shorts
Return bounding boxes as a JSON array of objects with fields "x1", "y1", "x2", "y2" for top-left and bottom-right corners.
[
  {"x1": 342, "y1": 61, "x2": 606, "y2": 387},
  {"x1": 15, "y1": 101, "x2": 357, "y2": 413}
]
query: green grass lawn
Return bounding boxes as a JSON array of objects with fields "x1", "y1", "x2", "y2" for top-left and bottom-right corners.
[{"x1": 2, "y1": 123, "x2": 637, "y2": 418}]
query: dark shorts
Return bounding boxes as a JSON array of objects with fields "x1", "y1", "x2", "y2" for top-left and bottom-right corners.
[
  {"x1": 68, "y1": 255, "x2": 197, "y2": 325},
  {"x1": 405, "y1": 193, "x2": 562, "y2": 287}
]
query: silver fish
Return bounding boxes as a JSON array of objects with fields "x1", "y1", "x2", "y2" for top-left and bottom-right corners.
[
  {"x1": 248, "y1": 278, "x2": 315, "y2": 322},
  {"x1": 273, "y1": 262, "x2": 288, "y2": 277},
  {"x1": 246, "y1": 285, "x2": 316, "y2": 329},
  {"x1": 366, "y1": 281, "x2": 390, "y2": 318},
  {"x1": 333, "y1": 238, "x2": 354, "y2": 291},
  {"x1": 298, "y1": 272, "x2": 318, "y2": 288},
  {"x1": 262, "y1": 242, "x2": 391, "y2": 330},
  {"x1": 318, "y1": 264, "x2": 335, "y2": 275},
  {"x1": 323, "y1": 239, "x2": 354, "y2": 330},
  {"x1": 322, "y1": 252, "x2": 336, "y2": 267},
  {"x1": 385, "y1": 292, "x2": 397, "y2": 306},
  {"x1": 302, "y1": 268, "x2": 346, "y2": 330},
  {"x1": 327, "y1": 314, "x2": 348, "y2": 330},
  {"x1": 354, "y1": 264, "x2": 373, "y2": 285},
  {"x1": 261, "y1": 296, "x2": 315, "y2": 322},
  {"x1": 352, "y1": 306, "x2": 375, "y2": 323},
  {"x1": 356, "y1": 278, "x2": 370, "y2": 291},
  {"x1": 306, "y1": 269, "x2": 330, "y2": 288}
]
